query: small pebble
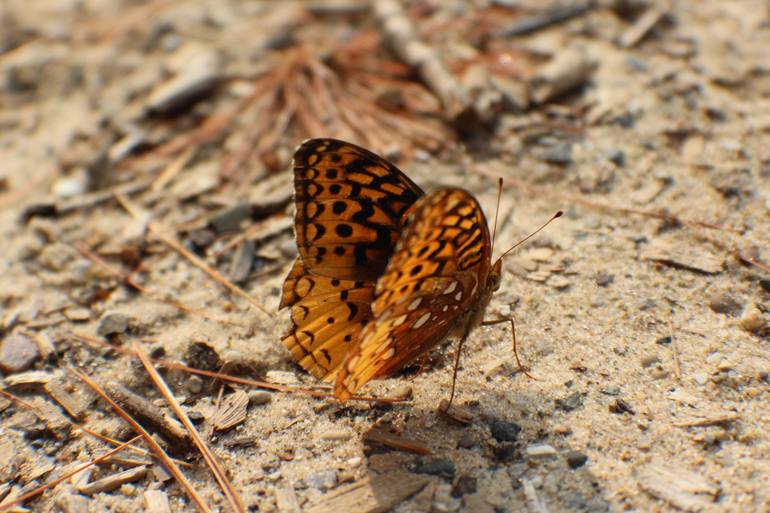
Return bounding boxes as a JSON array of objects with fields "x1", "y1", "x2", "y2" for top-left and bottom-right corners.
[
  {"x1": 740, "y1": 314, "x2": 770, "y2": 337},
  {"x1": 693, "y1": 372, "x2": 709, "y2": 385},
  {"x1": 549, "y1": 276, "x2": 571, "y2": 290},
  {"x1": 304, "y1": 469, "x2": 337, "y2": 491},
  {"x1": 595, "y1": 272, "x2": 614, "y2": 287},
  {"x1": 553, "y1": 424, "x2": 572, "y2": 435},
  {"x1": 0, "y1": 332, "x2": 40, "y2": 373},
  {"x1": 600, "y1": 386, "x2": 621, "y2": 396},
  {"x1": 346, "y1": 457, "x2": 362, "y2": 467},
  {"x1": 391, "y1": 384, "x2": 413, "y2": 400},
  {"x1": 265, "y1": 370, "x2": 299, "y2": 385},
  {"x1": 52, "y1": 174, "x2": 88, "y2": 198},
  {"x1": 565, "y1": 451, "x2": 588, "y2": 469},
  {"x1": 185, "y1": 375, "x2": 203, "y2": 394},
  {"x1": 63, "y1": 307, "x2": 91, "y2": 321},
  {"x1": 248, "y1": 391, "x2": 272, "y2": 405},
  {"x1": 556, "y1": 392, "x2": 583, "y2": 412},
  {"x1": 320, "y1": 430, "x2": 351, "y2": 441},
  {"x1": 708, "y1": 292, "x2": 743, "y2": 317},
  {"x1": 457, "y1": 432, "x2": 476, "y2": 449},
  {"x1": 97, "y1": 312, "x2": 129, "y2": 336},
  {"x1": 452, "y1": 475, "x2": 477, "y2": 497},
  {"x1": 525, "y1": 444, "x2": 557, "y2": 458},
  {"x1": 759, "y1": 279, "x2": 770, "y2": 293},
  {"x1": 415, "y1": 459, "x2": 455, "y2": 478},
  {"x1": 605, "y1": 148, "x2": 625, "y2": 167},
  {"x1": 655, "y1": 336, "x2": 672, "y2": 345},
  {"x1": 209, "y1": 203, "x2": 251, "y2": 234},
  {"x1": 490, "y1": 420, "x2": 521, "y2": 443},
  {"x1": 609, "y1": 398, "x2": 635, "y2": 415},
  {"x1": 640, "y1": 354, "x2": 660, "y2": 368},
  {"x1": 538, "y1": 142, "x2": 572, "y2": 165}
]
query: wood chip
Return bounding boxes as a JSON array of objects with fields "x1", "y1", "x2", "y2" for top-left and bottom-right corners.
[
  {"x1": 306, "y1": 472, "x2": 430, "y2": 513},
  {"x1": 673, "y1": 412, "x2": 740, "y2": 428},
  {"x1": 531, "y1": 48, "x2": 595, "y2": 105},
  {"x1": 275, "y1": 485, "x2": 301, "y2": 513},
  {"x1": 211, "y1": 389, "x2": 249, "y2": 432},
  {"x1": 618, "y1": 5, "x2": 667, "y2": 49},
  {"x1": 363, "y1": 426, "x2": 431, "y2": 455},
  {"x1": 3, "y1": 370, "x2": 56, "y2": 387},
  {"x1": 28, "y1": 396, "x2": 70, "y2": 437},
  {"x1": 56, "y1": 493, "x2": 90, "y2": 513},
  {"x1": 438, "y1": 400, "x2": 473, "y2": 425},
  {"x1": 522, "y1": 477, "x2": 550, "y2": 513},
  {"x1": 641, "y1": 240, "x2": 724, "y2": 274},
  {"x1": 636, "y1": 460, "x2": 719, "y2": 511},
  {"x1": 104, "y1": 382, "x2": 188, "y2": 446},
  {"x1": 78, "y1": 465, "x2": 148, "y2": 495},
  {"x1": 45, "y1": 379, "x2": 87, "y2": 420},
  {"x1": 144, "y1": 490, "x2": 171, "y2": 513}
]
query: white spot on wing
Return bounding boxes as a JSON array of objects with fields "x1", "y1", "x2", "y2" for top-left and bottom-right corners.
[
  {"x1": 392, "y1": 314, "x2": 408, "y2": 326},
  {"x1": 412, "y1": 312, "x2": 432, "y2": 329},
  {"x1": 382, "y1": 348, "x2": 395, "y2": 360},
  {"x1": 454, "y1": 291, "x2": 463, "y2": 301},
  {"x1": 444, "y1": 281, "x2": 458, "y2": 294},
  {"x1": 407, "y1": 298, "x2": 422, "y2": 311}
]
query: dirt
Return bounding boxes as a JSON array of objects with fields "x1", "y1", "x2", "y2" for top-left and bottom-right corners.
[{"x1": 1, "y1": 1, "x2": 768, "y2": 512}]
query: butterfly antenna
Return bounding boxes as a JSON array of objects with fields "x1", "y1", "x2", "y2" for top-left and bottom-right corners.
[
  {"x1": 497, "y1": 210, "x2": 563, "y2": 261},
  {"x1": 490, "y1": 177, "x2": 503, "y2": 255}
]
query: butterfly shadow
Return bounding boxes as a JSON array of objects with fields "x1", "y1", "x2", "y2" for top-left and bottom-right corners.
[{"x1": 341, "y1": 383, "x2": 614, "y2": 512}]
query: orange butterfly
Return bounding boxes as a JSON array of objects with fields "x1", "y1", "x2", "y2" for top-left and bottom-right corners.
[{"x1": 280, "y1": 139, "x2": 547, "y2": 403}]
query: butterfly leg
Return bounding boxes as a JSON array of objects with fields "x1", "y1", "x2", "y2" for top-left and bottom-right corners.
[
  {"x1": 442, "y1": 328, "x2": 472, "y2": 412},
  {"x1": 482, "y1": 316, "x2": 536, "y2": 380}
]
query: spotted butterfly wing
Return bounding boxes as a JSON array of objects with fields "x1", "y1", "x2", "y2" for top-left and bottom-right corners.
[
  {"x1": 280, "y1": 139, "x2": 424, "y2": 381},
  {"x1": 335, "y1": 188, "x2": 497, "y2": 400}
]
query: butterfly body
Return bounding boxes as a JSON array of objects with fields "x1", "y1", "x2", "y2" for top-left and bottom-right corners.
[{"x1": 280, "y1": 138, "x2": 501, "y2": 400}]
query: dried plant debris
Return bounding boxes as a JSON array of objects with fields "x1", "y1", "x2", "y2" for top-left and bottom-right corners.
[
  {"x1": 306, "y1": 472, "x2": 430, "y2": 513},
  {"x1": 210, "y1": 389, "x2": 249, "y2": 432},
  {"x1": 641, "y1": 239, "x2": 725, "y2": 274},
  {"x1": 637, "y1": 460, "x2": 719, "y2": 512}
]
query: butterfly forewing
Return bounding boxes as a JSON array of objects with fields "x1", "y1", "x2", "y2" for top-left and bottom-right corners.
[
  {"x1": 281, "y1": 139, "x2": 424, "y2": 381},
  {"x1": 335, "y1": 188, "x2": 493, "y2": 400},
  {"x1": 293, "y1": 139, "x2": 423, "y2": 282}
]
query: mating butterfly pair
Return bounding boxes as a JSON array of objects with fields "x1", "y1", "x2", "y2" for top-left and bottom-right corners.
[{"x1": 280, "y1": 138, "x2": 505, "y2": 402}]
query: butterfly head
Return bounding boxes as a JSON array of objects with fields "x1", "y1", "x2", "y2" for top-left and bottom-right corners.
[{"x1": 488, "y1": 258, "x2": 503, "y2": 293}]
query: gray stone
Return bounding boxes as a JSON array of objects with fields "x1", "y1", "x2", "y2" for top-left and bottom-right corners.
[
  {"x1": 304, "y1": 469, "x2": 337, "y2": 491},
  {"x1": 556, "y1": 392, "x2": 583, "y2": 411},
  {"x1": 0, "y1": 333, "x2": 40, "y2": 373},
  {"x1": 565, "y1": 450, "x2": 588, "y2": 469},
  {"x1": 490, "y1": 419, "x2": 521, "y2": 442},
  {"x1": 97, "y1": 312, "x2": 129, "y2": 336},
  {"x1": 415, "y1": 459, "x2": 455, "y2": 478}
]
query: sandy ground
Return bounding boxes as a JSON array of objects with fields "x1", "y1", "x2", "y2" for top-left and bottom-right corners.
[{"x1": 0, "y1": 1, "x2": 768, "y2": 512}]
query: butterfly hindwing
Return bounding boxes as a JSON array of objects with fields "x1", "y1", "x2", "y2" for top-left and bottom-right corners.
[{"x1": 335, "y1": 188, "x2": 493, "y2": 400}]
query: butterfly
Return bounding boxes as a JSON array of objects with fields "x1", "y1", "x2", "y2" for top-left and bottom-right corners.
[{"x1": 280, "y1": 138, "x2": 525, "y2": 403}]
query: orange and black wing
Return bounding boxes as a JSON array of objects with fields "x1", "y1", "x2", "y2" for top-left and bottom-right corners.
[
  {"x1": 280, "y1": 139, "x2": 423, "y2": 380},
  {"x1": 335, "y1": 188, "x2": 493, "y2": 400}
]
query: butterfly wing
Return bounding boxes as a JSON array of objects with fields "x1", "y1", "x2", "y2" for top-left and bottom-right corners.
[
  {"x1": 292, "y1": 138, "x2": 424, "y2": 282},
  {"x1": 281, "y1": 139, "x2": 424, "y2": 380},
  {"x1": 335, "y1": 188, "x2": 493, "y2": 400}
]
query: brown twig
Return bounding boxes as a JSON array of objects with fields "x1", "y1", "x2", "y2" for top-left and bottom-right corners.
[
  {"x1": 73, "y1": 369, "x2": 212, "y2": 513},
  {"x1": 71, "y1": 332, "x2": 405, "y2": 404},
  {"x1": 134, "y1": 343, "x2": 247, "y2": 513}
]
